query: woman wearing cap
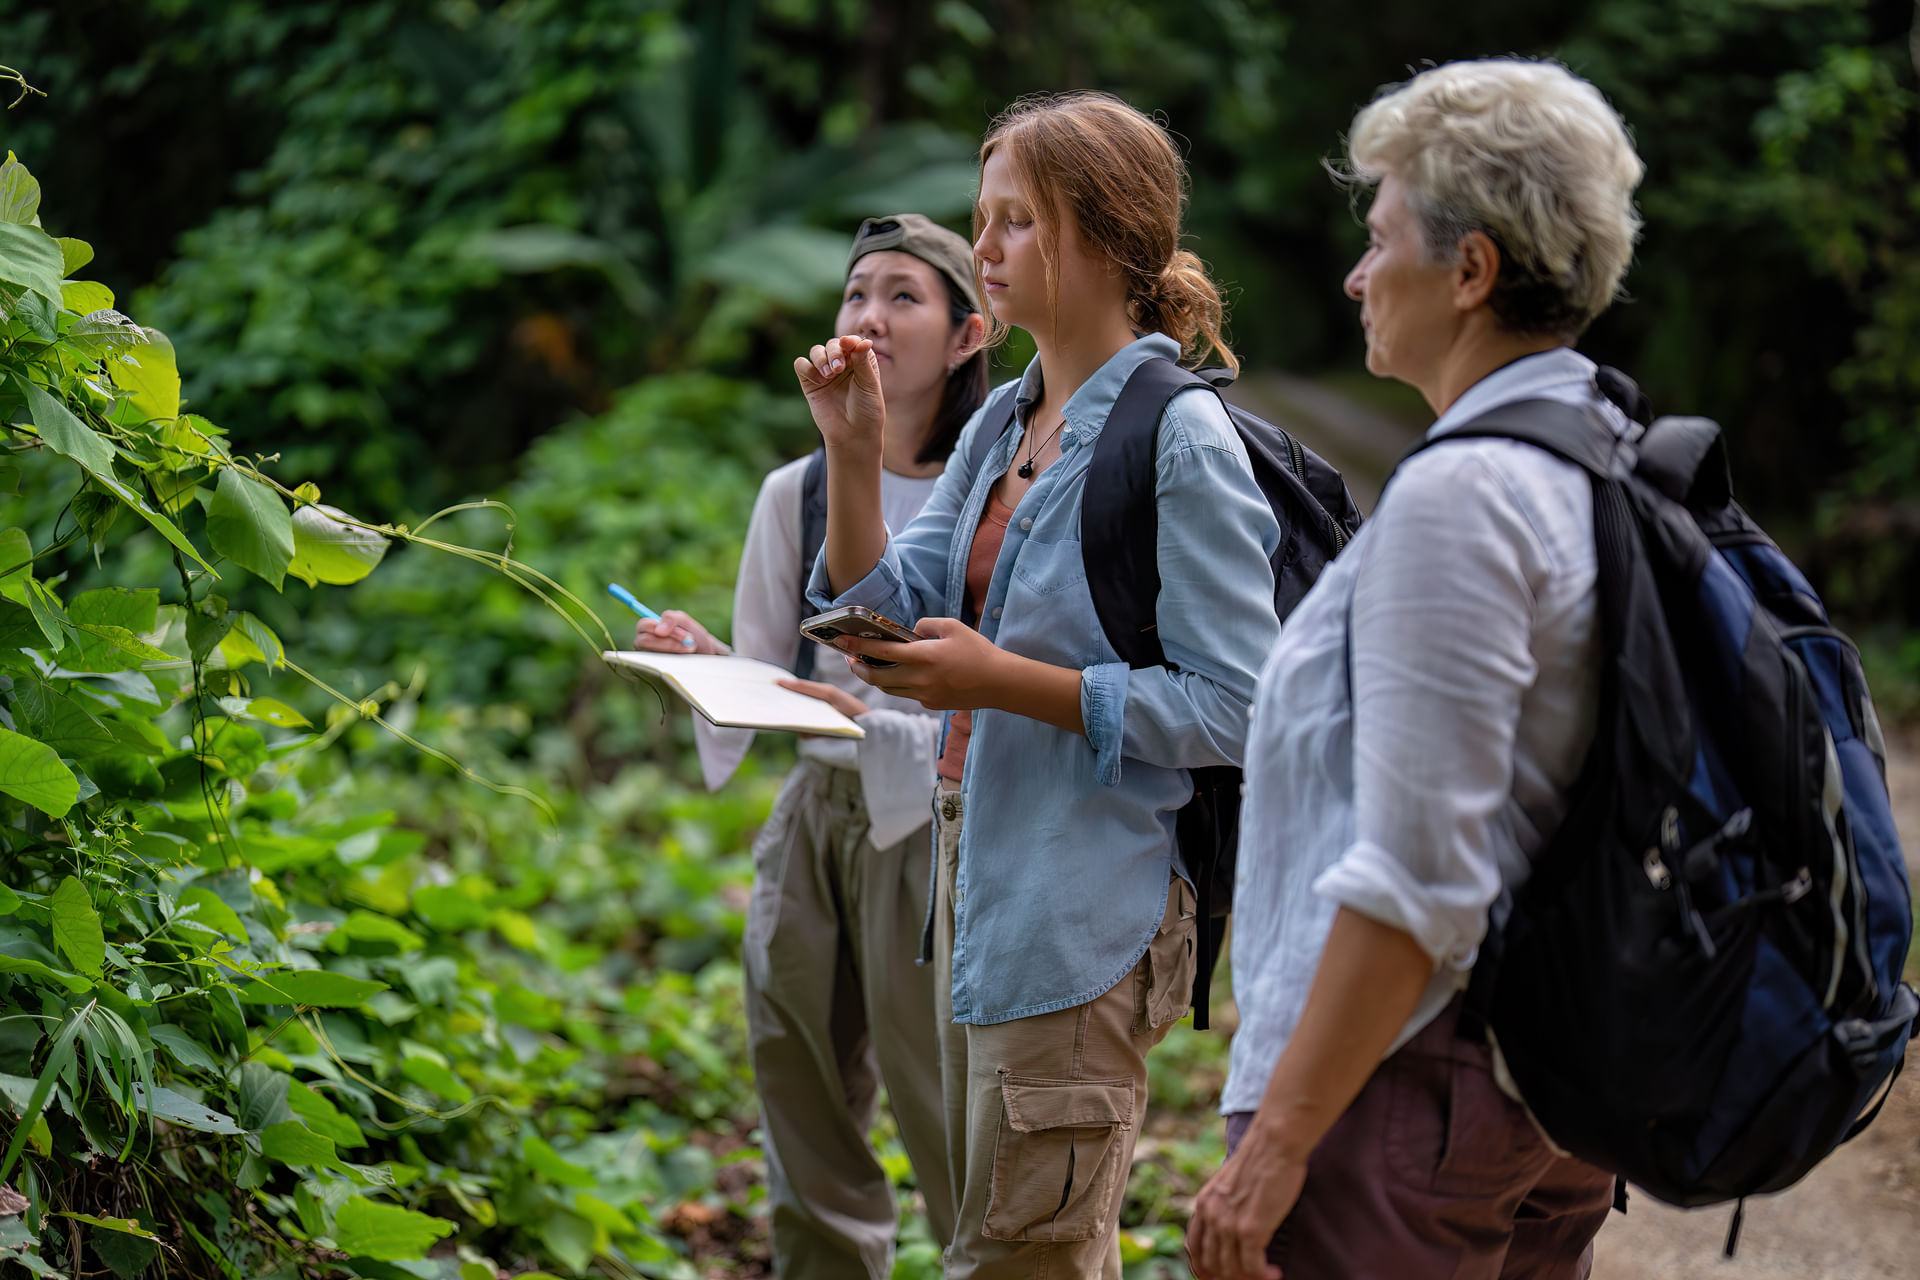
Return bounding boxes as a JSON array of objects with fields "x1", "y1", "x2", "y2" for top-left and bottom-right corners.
[
  {"x1": 634, "y1": 213, "x2": 987, "y2": 1279},
  {"x1": 797, "y1": 94, "x2": 1281, "y2": 1277}
]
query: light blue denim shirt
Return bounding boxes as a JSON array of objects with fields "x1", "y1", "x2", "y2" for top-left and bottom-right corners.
[{"x1": 807, "y1": 333, "x2": 1281, "y2": 1024}]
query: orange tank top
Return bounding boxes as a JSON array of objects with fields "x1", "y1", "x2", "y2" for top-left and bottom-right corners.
[{"x1": 936, "y1": 490, "x2": 1016, "y2": 783}]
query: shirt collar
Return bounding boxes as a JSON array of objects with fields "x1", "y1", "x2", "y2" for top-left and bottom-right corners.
[
  {"x1": 1428, "y1": 346, "x2": 1606, "y2": 440},
  {"x1": 1012, "y1": 332, "x2": 1183, "y2": 442}
]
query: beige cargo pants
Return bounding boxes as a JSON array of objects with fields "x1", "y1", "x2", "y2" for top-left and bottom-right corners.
[
  {"x1": 743, "y1": 761, "x2": 955, "y2": 1279},
  {"x1": 932, "y1": 786, "x2": 1197, "y2": 1279}
]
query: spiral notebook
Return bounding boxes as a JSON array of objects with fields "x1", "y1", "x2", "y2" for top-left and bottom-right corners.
[{"x1": 602, "y1": 651, "x2": 864, "y2": 739}]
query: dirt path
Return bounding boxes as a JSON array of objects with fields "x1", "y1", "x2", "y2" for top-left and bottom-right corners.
[{"x1": 1226, "y1": 372, "x2": 1920, "y2": 1280}]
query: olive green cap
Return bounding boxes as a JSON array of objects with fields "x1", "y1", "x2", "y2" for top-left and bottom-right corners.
[{"x1": 847, "y1": 213, "x2": 982, "y2": 314}]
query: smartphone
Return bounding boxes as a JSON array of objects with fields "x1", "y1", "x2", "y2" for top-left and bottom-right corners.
[{"x1": 799, "y1": 605, "x2": 921, "y2": 668}]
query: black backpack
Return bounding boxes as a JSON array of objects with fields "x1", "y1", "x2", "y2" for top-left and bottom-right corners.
[
  {"x1": 970, "y1": 356, "x2": 1363, "y2": 1027},
  {"x1": 1405, "y1": 374, "x2": 1915, "y2": 1246}
]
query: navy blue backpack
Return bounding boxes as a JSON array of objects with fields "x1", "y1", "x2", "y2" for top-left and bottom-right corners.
[{"x1": 1423, "y1": 380, "x2": 1916, "y2": 1245}]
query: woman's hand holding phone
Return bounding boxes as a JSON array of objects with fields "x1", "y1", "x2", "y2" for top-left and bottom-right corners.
[
  {"x1": 833, "y1": 617, "x2": 1008, "y2": 710},
  {"x1": 794, "y1": 334, "x2": 886, "y2": 455}
]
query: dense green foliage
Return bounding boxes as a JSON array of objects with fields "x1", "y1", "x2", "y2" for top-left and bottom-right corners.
[{"x1": 0, "y1": 2, "x2": 1915, "y2": 1276}]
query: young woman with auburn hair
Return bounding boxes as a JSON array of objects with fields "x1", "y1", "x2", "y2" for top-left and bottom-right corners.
[
  {"x1": 795, "y1": 93, "x2": 1281, "y2": 1277},
  {"x1": 635, "y1": 214, "x2": 987, "y2": 1280}
]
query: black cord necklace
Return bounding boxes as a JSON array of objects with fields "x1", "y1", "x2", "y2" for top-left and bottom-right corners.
[{"x1": 1017, "y1": 416, "x2": 1067, "y2": 479}]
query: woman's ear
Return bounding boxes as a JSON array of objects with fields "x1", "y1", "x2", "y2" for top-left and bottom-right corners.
[
  {"x1": 1454, "y1": 230, "x2": 1501, "y2": 312},
  {"x1": 953, "y1": 311, "x2": 988, "y2": 366}
]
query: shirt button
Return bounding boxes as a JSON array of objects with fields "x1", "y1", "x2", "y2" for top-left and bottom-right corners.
[
  {"x1": 1062, "y1": 428, "x2": 1073, "y2": 441},
  {"x1": 991, "y1": 606, "x2": 1003, "y2": 620},
  {"x1": 1020, "y1": 517, "x2": 1034, "y2": 532}
]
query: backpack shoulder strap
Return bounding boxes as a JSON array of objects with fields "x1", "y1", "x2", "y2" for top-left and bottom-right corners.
[
  {"x1": 793, "y1": 448, "x2": 829, "y2": 678},
  {"x1": 1085, "y1": 357, "x2": 1212, "y2": 670},
  {"x1": 1398, "y1": 398, "x2": 1620, "y2": 480}
]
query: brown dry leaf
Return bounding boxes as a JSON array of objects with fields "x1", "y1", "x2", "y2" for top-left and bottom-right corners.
[{"x1": 0, "y1": 1184, "x2": 28, "y2": 1217}]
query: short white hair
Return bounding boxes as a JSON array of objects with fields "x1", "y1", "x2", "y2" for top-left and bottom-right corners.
[{"x1": 1343, "y1": 58, "x2": 1645, "y2": 338}]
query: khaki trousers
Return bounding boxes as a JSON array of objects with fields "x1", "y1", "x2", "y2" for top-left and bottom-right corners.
[
  {"x1": 743, "y1": 762, "x2": 954, "y2": 1280},
  {"x1": 933, "y1": 787, "x2": 1196, "y2": 1279}
]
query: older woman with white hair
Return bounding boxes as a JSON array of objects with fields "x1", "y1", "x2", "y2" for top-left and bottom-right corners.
[{"x1": 1186, "y1": 59, "x2": 1645, "y2": 1280}]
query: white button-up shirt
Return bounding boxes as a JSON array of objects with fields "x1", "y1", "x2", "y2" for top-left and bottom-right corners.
[{"x1": 1222, "y1": 348, "x2": 1634, "y2": 1114}]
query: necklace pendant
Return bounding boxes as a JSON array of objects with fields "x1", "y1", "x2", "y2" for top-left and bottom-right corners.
[{"x1": 1017, "y1": 460, "x2": 1035, "y2": 479}]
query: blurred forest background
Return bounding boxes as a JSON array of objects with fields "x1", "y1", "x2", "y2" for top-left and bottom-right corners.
[{"x1": 0, "y1": 1, "x2": 1915, "y2": 1278}]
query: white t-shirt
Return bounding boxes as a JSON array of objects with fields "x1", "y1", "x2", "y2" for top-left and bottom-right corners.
[{"x1": 694, "y1": 455, "x2": 944, "y2": 847}]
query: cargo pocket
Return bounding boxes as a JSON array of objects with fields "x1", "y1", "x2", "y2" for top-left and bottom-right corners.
[
  {"x1": 983, "y1": 1074, "x2": 1134, "y2": 1243},
  {"x1": 1137, "y1": 877, "x2": 1198, "y2": 1035}
]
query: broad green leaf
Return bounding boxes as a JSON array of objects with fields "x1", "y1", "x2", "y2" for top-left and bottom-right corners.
[
  {"x1": 22, "y1": 376, "x2": 117, "y2": 475},
  {"x1": 0, "y1": 726, "x2": 79, "y2": 817},
  {"x1": 235, "y1": 1062, "x2": 293, "y2": 1131},
  {"x1": 288, "y1": 504, "x2": 389, "y2": 587},
  {"x1": 56, "y1": 236, "x2": 92, "y2": 275},
  {"x1": 207, "y1": 471, "x2": 293, "y2": 591},
  {"x1": 287, "y1": 1079, "x2": 366, "y2": 1148},
  {"x1": 22, "y1": 580, "x2": 71, "y2": 653},
  {"x1": 0, "y1": 885, "x2": 17, "y2": 915},
  {"x1": 68, "y1": 587, "x2": 158, "y2": 633},
  {"x1": 49, "y1": 877, "x2": 104, "y2": 976},
  {"x1": 0, "y1": 153, "x2": 41, "y2": 225},
  {"x1": 216, "y1": 696, "x2": 311, "y2": 729},
  {"x1": 60, "y1": 280, "x2": 112, "y2": 314},
  {"x1": 536, "y1": 1208, "x2": 597, "y2": 1275},
  {"x1": 0, "y1": 223, "x2": 61, "y2": 304},
  {"x1": 173, "y1": 886, "x2": 247, "y2": 942},
  {"x1": 90, "y1": 1223, "x2": 158, "y2": 1280},
  {"x1": 68, "y1": 624, "x2": 174, "y2": 670},
  {"x1": 53, "y1": 1214, "x2": 157, "y2": 1240},
  {"x1": 521, "y1": 1135, "x2": 594, "y2": 1188},
  {"x1": 0, "y1": 953, "x2": 91, "y2": 994},
  {"x1": 325, "y1": 910, "x2": 423, "y2": 953},
  {"x1": 398, "y1": 1054, "x2": 472, "y2": 1104},
  {"x1": 574, "y1": 1194, "x2": 637, "y2": 1237},
  {"x1": 217, "y1": 612, "x2": 284, "y2": 670},
  {"x1": 147, "y1": 1024, "x2": 219, "y2": 1073},
  {"x1": 236, "y1": 970, "x2": 388, "y2": 1008},
  {"x1": 331, "y1": 1198, "x2": 455, "y2": 1262},
  {"x1": 259, "y1": 1120, "x2": 340, "y2": 1168},
  {"x1": 410, "y1": 884, "x2": 490, "y2": 932},
  {"x1": 129, "y1": 1082, "x2": 244, "y2": 1134},
  {"x1": 0, "y1": 527, "x2": 29, "y2": 600},
  {"x1": 105, "y1": 329, "x2": 180, "y2": 422}
]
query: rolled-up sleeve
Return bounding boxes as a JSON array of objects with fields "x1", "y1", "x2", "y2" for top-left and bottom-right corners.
[
  {"x1": 1314, "y1": 450, "x2": 1550, "y2": 969},
  {"x1": 1112, "y1": 392, "x2": 1281, "y2": 780}
]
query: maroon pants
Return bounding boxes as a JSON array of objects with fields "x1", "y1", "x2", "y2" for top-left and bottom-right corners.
[{"x1": 1225, "y1": 997, "x2": 1615, "y2": 1279}]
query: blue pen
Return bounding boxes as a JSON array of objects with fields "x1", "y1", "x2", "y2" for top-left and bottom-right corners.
[{"x1": 608, "y1": 583, "x2": 694, "y2": 647}]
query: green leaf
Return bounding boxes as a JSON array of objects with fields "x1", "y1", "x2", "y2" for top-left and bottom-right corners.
[
  {"x1": 410, "y1": 884, "x2": 490, "y2": 932},
  {"x1": 147, "y1": 1024, "x2": 219, "y2": 1073},
  {"x1": 56, "y1": 237, "x2": 92, "y2": 276},
  {"x1": 0, "y1": 885, "x2": 17, "y2": 915},
  {"x1": 235, "y1": 1063, "x2": 294, "y2": 1131},
  {"x1": 325, "y1": 911, "x2": 423, "y2": 954},
  {"x1": 0, "y1": 224, "x2": 62, "y2": 304},
  {"x1": 68, "y1": 587, "x2": 158, "y2": 633},
  {"x1": 90, "y1": 1222, "x2": 158, "y2": 1280},
  {"x1": 68, "y1": 624, "x2": 174, "y2": 670},
  {"x1": 215, "y1": 696, "x2": 311, "y2": 729},
  {"x1": 0, "y1": 527, "x2": 29, "y2": 600},
  {"x1": 330, "y1": 1199, "x2": 455, "y2": 1262},
  {"x1": 173, "y1": 886, "x2": 247, "y2": 942},
  {"x1": 398, "y1": 1054, "x2": 472, "y2": 1104},
  {"x1": 129, "y1": 1082, "x2": 244, "y2": 1134},
  {"x1": 258, "y1": 1120, "x2": 340, "y2": 1169},
  {"x1": 0, "y1": 1002, "x2": 83, "y2": 1184},
  {"x1": 22, "y1": 376, "x2": 117, "y2": 475},
  {"x1": 287, "y1": 1079, "x2": 366, "y2": 1149},
  {"x1": 536, "y1": 1208, "x2": 597, "y2": 1275},
  {"x1": 236, "y1": 970, "x2": 388, "y2": 1008},
  {"x1": 53, "y1": 1214, "x2": 158, "y2": 1240},
  {"x1": 521, "y1": 1135, "x2": 595, "y2": 1188},
  {"x1": 0, "y1": 154, "x2": 41, "y2": 225},
  {"x1": 206, "y1": 471, "x2": 293, "y2": 591},
  {"x1": 48, "y1": 877, "x2": 104, "y2": 976},
  {"x1": 0, "y1": 727, "x2": 80, "y2": 818},
  {"x1": 215, "y1": 612, "x2": 284, "y2": 670},
  {"x1": 105, "y1": 330, "x2": 180, "y2": 422},
  {"x1": 0, "y1": 953, "x2": 90, "y2": 994},
  {"x1": 288, "y1": 505, "x2": 389, "y2": 587},
  {"x1": 60, "y1": 280, "x2": 112, "y2": 314}
]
